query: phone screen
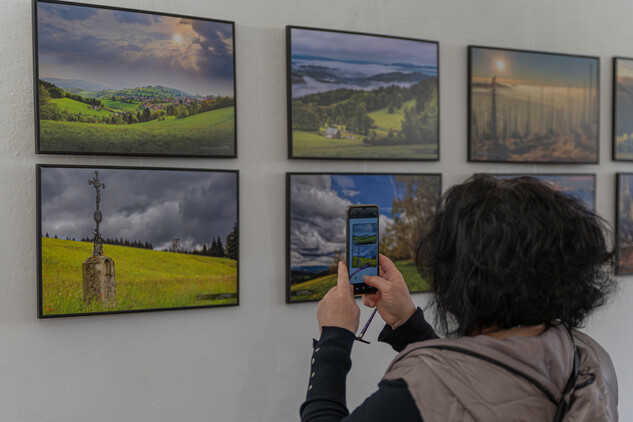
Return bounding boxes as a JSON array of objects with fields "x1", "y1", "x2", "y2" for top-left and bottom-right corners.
[{"x1": 347, "y1": 206, "x2": 379, "y2": 292}]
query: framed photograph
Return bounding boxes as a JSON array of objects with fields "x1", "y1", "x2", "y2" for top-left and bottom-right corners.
[
  {"x1": 613, "y1": 57, "x2": 633, "y2": 161},
  {"x1": 493, "y1": 174, "x2": 596, "y2": 211},
  {"x1": 37, "y1": 165, "x2": 239, "y2": 318},
  {"x1": 468, "y1": 46, "x2": 599, "y2": 163},
  {"x1": 617, "y1": 173, "x2": 633, "y2": 274},
  {"x1": 33, "y1": 0, "x2": 236, "y2": 157},
  {"x1": 287, "y1": 26, "x2": 439, "y2": 161},
  {"x1": 286, "y1": 173, "x2": 441, "y2": 303}
]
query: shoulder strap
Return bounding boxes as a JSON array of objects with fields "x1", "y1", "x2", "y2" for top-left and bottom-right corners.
[{"x1": 408, "y1": 327, "x2": 580, "y2": 422}]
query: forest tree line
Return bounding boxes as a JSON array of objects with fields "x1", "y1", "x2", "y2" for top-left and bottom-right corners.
[
  {"x1": 42, "y1": 222, "x2": 238, "y2": 260},
  {"x1": 292, "y1": 78, "x2": 438, "y2": 145}
]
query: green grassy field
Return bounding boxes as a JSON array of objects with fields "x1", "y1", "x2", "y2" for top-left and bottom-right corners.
[
  {"x1": 352, "y1": 257, "x2": 377, "y2": 267},
  {"x1": 101, "y1": 99, "x2": 140, "y2": 111},
  {"x1": 41, "y1": 237, "x2": 237, "y2": 316},
  {"x1": 51, "y1": 98, "x2": 112, "y2": 118},
  {"x1": 39, "y1": 107, "x2": 235, "y2": 155},
  {"x1": 353, "y1": 234, "x2": 377, "y2": 245},
  {"x1": 289, "y1": 259, "x2": 429, "y2": 302},
  {"x1": 368, "y1": 99, "x2": 416, "y2": 136}
]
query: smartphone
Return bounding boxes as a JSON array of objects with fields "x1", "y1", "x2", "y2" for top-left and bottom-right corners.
[{"x1": 346, "y1": 205, "x2": 379, "y2": 295}]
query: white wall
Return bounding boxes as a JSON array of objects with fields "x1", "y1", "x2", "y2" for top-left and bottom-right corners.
[{"x1": 0, "y1": 0, "x2": 631, "y2": 420}]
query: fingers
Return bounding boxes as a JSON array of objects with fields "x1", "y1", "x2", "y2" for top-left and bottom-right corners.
[
  {"x1": 337, "y1": 261, "x2": 354, "y2": 296},
  {"x1": 362, "y1": 291, "x2": 381, "y2": 307},
  {"x1": 363, "y1": 274, "x2": 390, "y2": 291},
  {"x1": 362, "y1": 293, "x2": 375, "y2": 307},
  {"x1": 337, "y1": 261, "x2": 349, "y2": 287},
  {"x1": 378, "y1": 254, "x2": 398, "y2": 273}
]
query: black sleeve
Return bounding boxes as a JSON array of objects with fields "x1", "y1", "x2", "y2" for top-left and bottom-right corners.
[
  {"x1": 378, "y1": 307, "x2": 439, "y2": 352},
  {"x1": 300, "y1": 326, "x2": 423, "y2": 422}
]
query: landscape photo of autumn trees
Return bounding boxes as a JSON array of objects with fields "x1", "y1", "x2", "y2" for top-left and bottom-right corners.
[
  {"x1": 288, "y1": 27, "x2": 439, "y2": 160},
  {"x1": 287, "y1": 173, "x2": 441, "y2": 303},
  {"x1": 35, "y1": 1, "x2": 236, "y2": 156},
  {"x1": 469, "y1": 47, "x2": 599, "y2": 163}
]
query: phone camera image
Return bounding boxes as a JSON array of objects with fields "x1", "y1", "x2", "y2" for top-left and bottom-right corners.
[{"x1": 347, "y1": 206, "x2": 379, "y2": 285}]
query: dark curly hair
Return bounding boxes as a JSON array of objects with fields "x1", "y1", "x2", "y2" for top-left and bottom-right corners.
[{"x1": 416, "y1": 174, "x2": 616, "y2": 337}]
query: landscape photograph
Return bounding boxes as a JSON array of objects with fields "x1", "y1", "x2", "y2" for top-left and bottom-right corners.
[
  {"x1": 288, "y1": 27, "x2": 439, "y2": 160},
  {"x1": 495, "y1": 174, "x2": 595, "y2": 211},
  {"x1": 352, "y1": 223, "x2": 377, "y2": 245},
  {"x1": 38, "y1": 166, "x2": 238, "y2": 317},
  {"x1": 35, "y1": 1, "x2": 235, "y2": 156},
  {"x1": 351, "y1": 246, "x2": 377, "y2": 269},
  {"x1": 287, "y1": 173, "x2": 441, "y2": 303},
  {"x1": 613, "y1": 57, "x2": 633, "y2": 160},
  {"x1": 617, "y1": 174, "x2": 633, "y2": 274},
  {"x1": 469, "y1": 47, "x2": 599, "y2": 163}
]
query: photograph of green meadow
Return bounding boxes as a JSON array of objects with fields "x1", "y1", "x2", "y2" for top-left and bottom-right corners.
[
  {"x1": 35, "y1": 1, "x2": 235, "y2": 156},
  {"x1": 288, "y1": 27, "x2": 439, "y2": 160},
  {"x1": 287, "y1": 173, "x2": 441, "y2": 303},
  {"x1": 613, "y1": 58, "x2": 633, "y2": 160},
  {"x1": 38, "y1": 166, "x2": 238, "y2": 317},
  {"x1": 469, "y1": 47, "x2": 599, "y2": 163}
]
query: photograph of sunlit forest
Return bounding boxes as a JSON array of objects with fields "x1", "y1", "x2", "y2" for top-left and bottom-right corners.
[
  {"x1": 287, "y1": 173, "x2": 440, "y2": 302},
  {"x1": 614, "y1": 58, "x2": 633, "y2": 160},
  {"x1": 469, "y1": 47, "x2": 598, "y2": 163},
  {"x1": 288, "y1": 27, "x2": 439, "y2": 160},
  {"x1": 36, "y1": 1, "x2": 235, "y2": 156}
]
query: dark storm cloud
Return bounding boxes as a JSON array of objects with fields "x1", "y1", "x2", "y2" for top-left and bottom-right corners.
[
  {"x1": 40, "y1": 168, "x2": 237, "y2": 251},
  {"x1": 39, "y1": 3, "x2": 97, "y2": 21},
  {"x1": 289, "y1": 175, "x2": 351, "y2": 269},
  {"x1": 184, "y1": 19, "x2": 234, "y2": 80},
  {"x1": 39, "y1": 33, "x2": 118, "y2": 65}
]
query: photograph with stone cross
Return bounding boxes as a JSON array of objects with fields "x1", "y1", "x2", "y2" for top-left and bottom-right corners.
[{"x1": 37, "y1": 165, "x2": 238, "y2": 317}]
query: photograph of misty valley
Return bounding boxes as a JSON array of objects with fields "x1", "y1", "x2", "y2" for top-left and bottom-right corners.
[
  {"x1": 469, "y1": 47, "x2": 599, "y2": 163},
  {"x1": 289, "y1": 27, "x2": 439, "y2": 160},
  {"x1": 288, "y1": 174, "x2": 440, "y2": 302},
  {"x1": 614, "y1": 58, "x2": 633, "y2": 160}
]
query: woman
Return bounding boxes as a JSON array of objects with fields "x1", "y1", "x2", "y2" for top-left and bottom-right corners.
[{"x1": 301, "y1": 175, "x2": 618, "y2": 421}]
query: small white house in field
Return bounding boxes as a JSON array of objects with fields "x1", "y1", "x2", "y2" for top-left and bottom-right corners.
[{"x1": 325, "y1": 127, "x2": 341, "y2": 139}]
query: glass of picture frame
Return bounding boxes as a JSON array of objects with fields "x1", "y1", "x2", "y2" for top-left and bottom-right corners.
[
  {"x1": 37, "y1": 164, "x2": 239, "y2": 317},
  {"x1": 33, "y1": 0, "x2": 237, "y2": 157},
  {"x1": 286, "y1": 172, "x2": 441, "y2": 303},
  {"x1": 287, "y1": 26, "x2": 439, "y2": 161},
  {"x1": 468, "y1": 46, "x2": 599, "y2": 164}
]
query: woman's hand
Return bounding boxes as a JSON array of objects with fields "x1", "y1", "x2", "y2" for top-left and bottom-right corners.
[
  {"x1": 316, "y1": 261, "x2": 360, "y2": 335},
  {"x1": 362, "y1": 254, "x2": 416, "y2": 329}
]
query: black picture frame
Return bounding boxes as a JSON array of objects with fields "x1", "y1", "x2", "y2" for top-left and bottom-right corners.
[
  {"x1": 613, "y1": 57, "x2": 633, "y2": 161},
  {"x1": 616, "y1": 173, "x2": 633, "y2": 275},
  {"x1": 286, "y1": 172, "x2": 442, "y2": 303},
  {"x1": 468, "y1": 45, "x2": 600, "y2": 164},
  {"x1": 37, "y1": 164, "x2": 239, "y2": 318},
  {"x1": 490, "y1": 173, "x2": 596, "y2": 211},
  {"x1": 33, "y1": 0, "x2": 237, "y2": 158},
  {"x1": 287, "y1": 25, "x2": 440, "y2": 161}
]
